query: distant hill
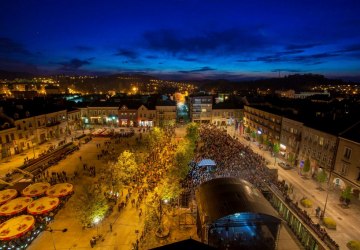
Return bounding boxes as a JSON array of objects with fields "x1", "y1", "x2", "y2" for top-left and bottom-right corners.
[
  {"x1": 0, "y1": 70, "x2": 35, "y2": 80},
  {"x1": 194, "y1": 74, "x2": 346, "y2": 91}
]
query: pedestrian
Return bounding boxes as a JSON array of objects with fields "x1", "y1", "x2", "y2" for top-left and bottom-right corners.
[
  {"x1": 315, "y1": 206, "x2": 321, "y2": 218},
  {"x1": 110, "y1": 223, "x2": 112, "y2": 232}
]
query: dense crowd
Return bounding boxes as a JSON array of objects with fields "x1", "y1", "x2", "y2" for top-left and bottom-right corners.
[{"x1": 187, "y1": 124, "x2": 273, "y2": 190}]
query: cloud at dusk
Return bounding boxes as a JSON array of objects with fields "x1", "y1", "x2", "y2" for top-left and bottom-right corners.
[{"x1": 0, "y1": 0, "x2": 359, "y2": 79}]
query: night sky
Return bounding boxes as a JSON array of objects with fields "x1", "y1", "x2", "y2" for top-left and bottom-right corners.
[{"x1": 1, "y1": 0, "x2": 360, "y2": 80}]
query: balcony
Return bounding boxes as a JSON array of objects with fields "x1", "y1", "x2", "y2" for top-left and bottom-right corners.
[{"x1": 46, "y1": 121, "x2": 61, "y2": 127}]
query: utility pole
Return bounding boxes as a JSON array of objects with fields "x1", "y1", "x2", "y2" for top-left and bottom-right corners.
[{"x1": 321, "y1": 138, "x2": 339, "y2": 218}]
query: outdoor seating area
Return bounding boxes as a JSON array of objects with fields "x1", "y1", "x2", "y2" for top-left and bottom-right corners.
[{"x1": 0, "y1": 182, "x2": 74, "y2": 249}]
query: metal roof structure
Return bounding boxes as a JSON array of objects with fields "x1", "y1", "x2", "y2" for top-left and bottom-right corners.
[
  {"x1": 198, "y1": 159, "x2": 216, "y2": 167},
  {"x1": 196, "y1": 177, "x2": 280, "y2": 225}
]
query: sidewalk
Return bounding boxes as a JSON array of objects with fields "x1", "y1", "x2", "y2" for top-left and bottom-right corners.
[
  {"x1": 235, "y1": 133, "x2": 360, "y2": 249},
  {"x1": 0, "y1": 130, "x2": 86, "y2": 180}
]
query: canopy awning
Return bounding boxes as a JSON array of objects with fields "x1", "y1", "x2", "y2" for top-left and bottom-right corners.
[
  {"x1": 0, "y1": 215, "x2": 35, "y2": 241},
  {"x1": 27, "y1": 197, "x2": 60, "y2": 215},
  {"x1": 198, "y1": 159, "x2": 216, "y2": 167},
  {"x1": 0, "y1": 197, "x2": 33, "y2": 216},
  {"x1": 0, "y1": 189, "x2": 17, "y2": 205},
  {"x1": 46, "y1": 183, "x2": 74, "y2": 198},
  {"x1": 22, "y1": 182, "x2": 50, "y2": 197}
]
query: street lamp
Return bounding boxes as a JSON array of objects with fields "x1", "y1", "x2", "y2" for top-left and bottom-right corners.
[
  {"x1": 93, "y1": 216, "x2": 101, "y2": 235},
  {"x1": 45, "y1": 227, "x2": 67, "y2": 250}
]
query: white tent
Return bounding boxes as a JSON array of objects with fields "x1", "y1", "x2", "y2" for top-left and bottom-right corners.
[{"x1": 198, "y1": 159, "x2": 216, "y2": 167}]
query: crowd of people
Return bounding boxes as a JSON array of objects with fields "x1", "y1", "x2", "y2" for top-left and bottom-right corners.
[{"x1": 187, "y1": 124, "x2": 274, "y2": 190}]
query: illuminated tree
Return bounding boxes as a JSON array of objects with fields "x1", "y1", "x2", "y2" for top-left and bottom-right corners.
[
  {"x1": 288, "y1": 152, "x2": 295, "y2": 166},
  {"x1": 303, "y1": 157, "x2": 311, "y2": 175},
  {"x1": 316, "y1": 168, "x2": 327, "y2": 189},
  {"x1": 273, "y1": 142, "x2": 280, "y2": 164},
  {"x1": 251, "y1": 131, "x2": 256, "y2": 139},
  {"x1": 143, "y1": 127, "x2": 166, "y2": 150},
  {"x1": 172, "y1": 139, "x2": 194, "y2": 179},
  {"x1": 73, "y1": 184, "x2": 109, "y2": 227},
  {"x1": 113, "y1": 150, "x2": 138, "y2": 183},
  {"x1": 185, "y1": 122, "x2": 199, "y2": 142},
  {"x1": 341, "y1": 186, "x2": 352, "y2": 206}
]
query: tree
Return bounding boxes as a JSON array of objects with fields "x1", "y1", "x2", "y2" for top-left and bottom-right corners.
[
  {"x1": 251, "y1": 131, "x2": 256, "y2": 139},
  {"x1": 185, "y1": 122, "x2": 199, "y2": 142},
  {"x1": 316, "y1": 169, "x2": 327, "y2": 189},
  {"x1": 341, "y1": 186, "x2": 352, "y2": 206},
  {"x1": 303, "y1": 158, "x2": 311, "y2": 175},
  {"x1": 110, "y1": 150, "x2": 138, "y2": 188},
  {"x1": 288, "y1": 152, "x2": 295, "y2": 166},
  {"x1": 144, "y1": 127, "x2": 166, "y2": 150},
  {"x1": 172, "y1": 139, "x2": 194, "y2": 179},
  {"x1": 272, "y1": 143, "x2": 280, "y2": 164},
  {"x1": 73, "y1": 184, "x2": 109, "y2": 227},
  {"x1": 264, "y1": 137, "x2": 270, "y2": 147}
]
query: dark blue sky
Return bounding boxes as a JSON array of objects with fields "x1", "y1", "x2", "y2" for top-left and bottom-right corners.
[{"x1": 1, "y1": 0, "x2": 360, "y2": 80}]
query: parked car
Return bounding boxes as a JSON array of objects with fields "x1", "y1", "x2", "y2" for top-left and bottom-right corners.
[{"x1": 278, "y1": 162, "x2": 292, "y2": 170}]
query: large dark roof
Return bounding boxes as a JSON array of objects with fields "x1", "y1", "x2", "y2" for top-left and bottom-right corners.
[
  {"x1": 196, "y1": 178, "x2": 280, "y2": 224},
  {"x1": 151, "y1": 239, "x2": 215, "y2": 250},
  {"x1": 339, "y1": 121, "x2": 360, "y2": 143},
  {"x1": 156, "y1": 99, "x2": 176, "y2": 106},
  {"x1": 213, "y1": 101, "x2": 243, "y2": 110}
]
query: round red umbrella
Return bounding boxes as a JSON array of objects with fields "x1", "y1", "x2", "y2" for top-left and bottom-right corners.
[
  {"x1": 22, "y1": 182, "x2": 50, "y2": 197},
  {"x1": 0, "y1": 215, "x2": 35, "y2": 241},
  {"x1": 27, "y1": 197, "x2": 60, "y2": 215},
  {"x1": 0, "y1": 189, "x2": 17, "y2": 205},
  {"x1": 0, "y1": 197, "x2": 33, "y2": 216},
  {"x1": 46, "y1": 183, "x2": 74, "y2": 198}
]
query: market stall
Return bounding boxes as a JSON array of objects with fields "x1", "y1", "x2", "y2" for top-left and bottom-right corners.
[
  {"x1": 0, "y1": 189, "x2": 17, "y2": 205},
  {"x1": 0, "y1": 197, "x2": 33, "y2": 217},
  {"x1": 46, "y1": 183, "x2": 74, "y2": 198},
  {"x1": 27, "y1": 197, "x2": 60, "y2": 215},
  {"x1": 0, "y1": 215, "x2": 35, "y2": 241},
  {"x1": 22, "y1": 182, "x2": 50, "y2": 197}
]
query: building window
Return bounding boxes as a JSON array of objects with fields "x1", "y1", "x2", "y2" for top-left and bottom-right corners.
[
  {"x1": 319, "y1": 137, "x2": 324, "y2": 146},
  {"x1": 343, "y1": 147, "x2": 352, "y2": 160},
  {"x1": 10, "y1": 133, "x2": 15, "y2": 140},
  {"x1": 340, "y1": 162, "x2": 349, "y2": 175}
]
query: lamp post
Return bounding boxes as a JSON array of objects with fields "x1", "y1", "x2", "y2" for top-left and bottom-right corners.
[
  {"x1": 45, "y1": 227, "x2": 67, "y2": 250},
  {"x1": 93, "y1": 217, "x2": 100, "y2": 235}
]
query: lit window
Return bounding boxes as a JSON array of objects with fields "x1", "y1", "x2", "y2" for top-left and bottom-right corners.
[
  {"x1": 343, "y1": 147, "x2": 352, "y2": 160},
  {"x1": 340, "y1": 162, "x2": 349, "y2": 175}
]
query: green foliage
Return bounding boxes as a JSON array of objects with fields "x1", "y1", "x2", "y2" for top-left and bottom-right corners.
[
  {"x1": 341, "y1": 186, "x2": 352, "y2": 201},
  {"x1": 303, "y1": 158, "x2": 311, "y2": 173},
  {"x1": 272, "y1": 143, "x2": 280, "y2": 154},
  {"x1": 323, "y1": 217, "x2": 337, "y2": 229},
  {"x1": 74, "y1": 185, "x2": 109, "y2": 227},
  {"x1": 300, "y1": 198, "x2": 313, "y2": 208},
  {"x1": 347, "y1": 241, "x2": 360, "y2": 250},
  {"x1": 185, "y1": 122, "x2": 199, "y2": 142},
  {"x1": 251, "y1": 131, "x2": 256, "y2": 138},
  {"x1": 144, "y1": 127, "x2": 166, "y2": 149},
  {"x1": 288, "y1": 152, "x2": 295, "y2": 165},
  {"x1": 316, "y1": 169, "x2": 327, "y2": 185},
  {"x1": 264, "y1": 138, "x2": 270, "y2": 146},
  {"x1": 171, "y1": 139, "x2": 194, "y2": 178},
  {"x1": 107, "y1": 150, "x2": 137, "y2": 189}
]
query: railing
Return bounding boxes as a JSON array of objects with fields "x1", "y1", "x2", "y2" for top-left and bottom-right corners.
[{"x1": 265, "y1": 183, "x2": 339, "y2": 250}]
